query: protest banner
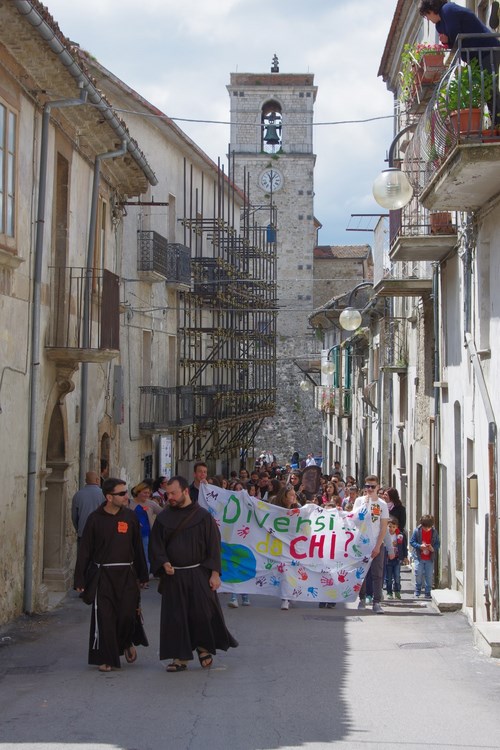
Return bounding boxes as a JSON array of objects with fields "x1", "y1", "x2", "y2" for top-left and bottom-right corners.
[{"x1": 200, "y1": 486, "x2": 381, "y2": 604}]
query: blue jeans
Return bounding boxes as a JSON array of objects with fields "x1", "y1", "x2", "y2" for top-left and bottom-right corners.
[
  {"x1": 415, "y1": 559, "x2": 434, "y2": 595},
  {"x1": 385, "y1": 558, "x2": 401, "y2": 594}
]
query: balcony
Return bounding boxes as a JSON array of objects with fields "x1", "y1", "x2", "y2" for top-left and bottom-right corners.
[
  {"x1": 139, "y1": 385, "x2": 276, "y2": 432},
  {"x1": 314, "y1": 385, "x2": 352, "y2": 416},
  {"x1": 137, "y1": 231, "x2": 191, "y2": 288},
  {"x1": 404, "y1": 42, "x2": 500, "y2": 211},
  {"x1": 45, "y1": 266, "x2": 119, "y2": 365},
  {"x1": 389, "y1": 198, "x2": 457, "y2": 263},
  {"x1": 139, "y1": 386, "x2": 194, "y2": 431},
  {"x1": 380, "y1": 319, "x2": 408, "y2": 373},
  {"x1": 373, "y1": 258, "x2": 432, "y2": 298}
]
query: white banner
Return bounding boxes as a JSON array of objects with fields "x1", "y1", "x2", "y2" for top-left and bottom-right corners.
[{"x1": 200, "y1": 486, "x2": 380, "y2": 603}]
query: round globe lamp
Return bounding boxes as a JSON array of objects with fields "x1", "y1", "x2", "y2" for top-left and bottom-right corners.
[
  {"x1": 299, "y1": 379, "x2": 312, "y2": 392},
  {"x1": 372, "y1": 167, "x2": 413, "y2": 210},
  {"x1": 339, "y1": 307, "x2": 362, "y2": 331},
  {"x1": 321, "y1": 361, "x2": 335, "y2": 376}
]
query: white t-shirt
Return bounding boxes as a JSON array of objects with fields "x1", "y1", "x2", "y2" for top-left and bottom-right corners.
[{"x1": 353, "y1": 494, "x2": 390, "y2": 522}]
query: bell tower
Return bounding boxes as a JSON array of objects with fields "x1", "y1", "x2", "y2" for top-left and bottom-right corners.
[{"x1": 227, "y1": 57, "x2": 321, "y2": 460}]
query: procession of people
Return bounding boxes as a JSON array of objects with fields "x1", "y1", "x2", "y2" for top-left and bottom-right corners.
[{"x1": 73, "y1": 450, "x2": 435, "y2": 674}]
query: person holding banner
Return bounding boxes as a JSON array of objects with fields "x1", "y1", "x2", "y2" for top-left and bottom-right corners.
[
  {"x1": 149, "y1": 475, "x2": 238, "y2": 672},
  {"x1": 355, "y1": 475, "x2": 390, "y2": 614}
]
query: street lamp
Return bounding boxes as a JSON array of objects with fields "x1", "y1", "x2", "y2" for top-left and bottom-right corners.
[
  {"x1": 299, "y1": 379, "x2": 312, "y2": 392},
  {"x1": 339, "y1": 281, "x2": 374, "y2": 331},
  {"x1": 372, "y1": 123, "x2": 416, "y2": 210}
]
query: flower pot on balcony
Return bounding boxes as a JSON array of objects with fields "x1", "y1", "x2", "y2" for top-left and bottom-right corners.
[
  {"x1": 418, "y1": 52, "x2": 446, "y2": 83},
  {"x1": 430, "y1": 212, "x2": 454, "y2": 235},
  {"x1": 449, "y1": 107, "x2": 483, "y2": 135}
]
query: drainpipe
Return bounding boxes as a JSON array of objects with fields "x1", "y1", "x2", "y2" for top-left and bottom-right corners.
[
  {"x1": 24, "y1": 88, "x2": 88, "y2": 614},
  {"x1": 431, "y1": 262, "x2": 441, "y2": 582},
  {"x1": 464, "y1": 333, "x2": 499, "y2": 621},
  {"x1": 79, "y1": 142, "x2": 127, "y2": 488}
]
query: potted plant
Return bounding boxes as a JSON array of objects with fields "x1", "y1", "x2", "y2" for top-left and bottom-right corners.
[
  {"x1": 438, "y1": 58, "x2": 493, "y2": 134},
  {"x1": 400, "y1": 43, "x2": 447, "y2": 104}
]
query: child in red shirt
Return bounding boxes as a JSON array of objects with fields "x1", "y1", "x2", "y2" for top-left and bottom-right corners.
[{"x1": 410, "y1": 514, "x2": 440, "y2": 599}]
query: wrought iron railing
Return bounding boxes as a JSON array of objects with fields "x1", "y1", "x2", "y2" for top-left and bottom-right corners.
[
  {"x1": 380, "y1": 318, "x2": 408, "y2": 370},
  {"x1": 389, "y1": 196, "x2": 456, "y2": 245},
  {"x1": 46, "y1": 266, "x2": 119, "y2": 351},
  {"x1": 404, "y1": 37, "x2": 500, "y2": 196},
  {"x1": 139, "y1": 385, "x2": 276, "y2": 431},
  {"x1": 314, "y1": 386, "x2": 352, "y2": 416},
  {"x1": 137, "y1": 231, "x2": 191, "y2": 286}
]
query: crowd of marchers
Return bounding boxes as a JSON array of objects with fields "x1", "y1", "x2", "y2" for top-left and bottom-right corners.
[{"x1": 70, "y1": 459, "x2": 440, "y2": 674}]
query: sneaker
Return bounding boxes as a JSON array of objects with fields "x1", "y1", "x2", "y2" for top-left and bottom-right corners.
[
  {"x1": 319, "y1": 602, "x2": 327, "y2": 608},
  {"x1": 415, "y1": 592, "x2": 421, "y2": 598},
  {"x1": 372, "y1": 602, "x2": 384, "y2": 614},
  {"x1": 228, "y1": 595, "x2": 238, "y2": 608},
  {"x1": 241, "y1": 595, "x2": 250, "y2": 606},
  {"x1": 387, "y1": 593, "x2": 394, "y2": 600},
  {"x1": 281, "y1": 599, "x2": 289, "y2": 610},
  {"x1": 424, "y1": 593, "x2": 432, "y2": 600},
  {"x1": 326, "y1": 603, "x2": 336, "y2": 609},
  {"x1": 366, "y1": 595, "x2": 373, "y2": 604},
  {"x1": 357, "y1": 599, "x2": 366, "y2": 610},
  {"x1": 395, "y1": 592, "x2": 402, "y2": 600}
]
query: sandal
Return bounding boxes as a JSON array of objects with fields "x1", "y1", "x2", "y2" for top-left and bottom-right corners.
[
  {"x1": 166, "y1": 660, "x2": 187, "y2": 673},
  {"x1": 196, "y1": 649, "x2": 213, "y2": 669},
  {"x1": 98, "y1": 664, "x2": 112, "y2": 672},
  {"x1": 124, "y1": 646, "x2": 137, "y2": 664}
]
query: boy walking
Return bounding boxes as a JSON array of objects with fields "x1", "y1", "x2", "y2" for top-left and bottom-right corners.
[
  {"x1": 384, "y1": 517, "x2": 408, "y2": 600},
  {"x1": 410, "y1": 514, "x2": 440, "y2": 599}
]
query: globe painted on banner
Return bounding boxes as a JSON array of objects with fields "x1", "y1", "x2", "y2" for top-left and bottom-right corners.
[{"x1": 221, "y1": 542, "x2": 257, "y2": 583}]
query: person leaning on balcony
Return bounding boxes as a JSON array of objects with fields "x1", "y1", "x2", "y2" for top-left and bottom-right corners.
[{"x1": 420, "y1": 1, "x2": 500, "y2": 123}]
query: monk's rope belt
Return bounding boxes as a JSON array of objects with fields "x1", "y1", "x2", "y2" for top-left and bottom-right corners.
[
  {"x1": 92, "y1": 562, "x2": 133, "y2": 650},
  {"x1": 172, "y1": 563, "x2": 201, "y2": 570}
]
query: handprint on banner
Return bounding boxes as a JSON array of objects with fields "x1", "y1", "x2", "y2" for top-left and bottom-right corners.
[
  {"x1": 342, "y1": 587, "x2": 353, "y2": 599},
  {"x1": 360, "y1": 535, "x2": 370, "y2": 545},
  {"x1": 292, "y1": 587, "x2": 303, "y2": 597},
  {"x1": 297, "y1": 566, "x2": 308, "y2": 581},
  {"x1": 353, "y1": 583, "x2": 362, "y2": 592},
  {"x1": 255, "y1": 576, "x2": 267, "y2": 587},
  {"x1": 265, "y1": 559, "x2": 274, "y2": 570},
  {"x1": 277, "y1": 562, "x2": 286, "y2": 574},
  {"x1": 307, "y1": 587, "x2": 318, "y2": 598},
  {"x1": 286, "y1": 508, "x2": 300, "y2": 516},
  {"x1": 237, "y1": 526, "x2": 250, "y2": 539},
  {"x1": 357, "y1": 507, "x2": 368, "y2": 521},
  {"x1": 290, "y1": 560, "x2": 299, "y2": 567},
  {"x1": 337, "y1": 569, "x2": 348, "y2": 583},
  {"x1": 355, "y1": 566, "x2": 365, "y2": 580},
  {"x1": 270, "y1": 576, "x2": 281, "y2": 587},
  {"x1": 321, "y1": 576, "x2": 334, "y2": 586},
  {"x1": 351, "y1": 544, "x2": 363, "y2": 557}
]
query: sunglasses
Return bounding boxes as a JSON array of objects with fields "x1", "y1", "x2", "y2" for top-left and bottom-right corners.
[
  {"x1": 110, "y1": 490, "x2": 128, "y2": 496},
  {"x1": 364, "y1": 484, "x2": 377, "y2": 490}
]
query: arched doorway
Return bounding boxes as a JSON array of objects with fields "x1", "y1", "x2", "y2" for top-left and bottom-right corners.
[{"x1": 43, "y1": 403, "x2": 71, "y2": 591}]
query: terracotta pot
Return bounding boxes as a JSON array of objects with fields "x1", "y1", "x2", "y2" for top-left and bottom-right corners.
[
  {"x1": 430, "y1": 212, "x2": 454, "y2": 235},
  {"x1": 449, "y1": 108, "x2": 483, "y2": 135}
]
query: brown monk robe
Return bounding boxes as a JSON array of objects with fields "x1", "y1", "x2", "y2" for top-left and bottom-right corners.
[
  {"x1": 74, "y1": 478, "x2": 149, "y2": 671},
  {"x1": 148, "y1": 475, "x2": 238, "y2": 671}
]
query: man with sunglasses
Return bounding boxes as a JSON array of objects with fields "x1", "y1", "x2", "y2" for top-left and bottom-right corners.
[
  {"x1": 353, "y1": 475, "x2": 390, "y2": 614},
  {"x1": 74, "y1": 477, "x2": 149, "y2": 672}
]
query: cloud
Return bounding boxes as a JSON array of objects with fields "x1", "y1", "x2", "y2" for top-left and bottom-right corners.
[{"x1": 44, "y1": 0, "x2": 397, "y2": 244}]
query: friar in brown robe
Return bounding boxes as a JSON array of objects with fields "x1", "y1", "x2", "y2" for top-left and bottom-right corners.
[
  {"x1": 149, "y1": 475, "x2": 238, "y2": 672},
  {"x1": 74, "y1": 477, "x2": 149, "y2": 671}
]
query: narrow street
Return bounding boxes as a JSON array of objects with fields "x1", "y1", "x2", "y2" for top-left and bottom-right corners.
[{"x1": 1, "y1": 571, "x2": 499, "y2": 750}]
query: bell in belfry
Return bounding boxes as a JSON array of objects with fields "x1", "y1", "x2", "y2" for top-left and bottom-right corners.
[{"x1": 263, "y1": 124, "x2": 280, "y2": 145}]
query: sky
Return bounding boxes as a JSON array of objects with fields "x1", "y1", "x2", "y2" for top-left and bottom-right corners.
[{"x1": 44, "y1": 0, "x2": 397, "y2": 247}]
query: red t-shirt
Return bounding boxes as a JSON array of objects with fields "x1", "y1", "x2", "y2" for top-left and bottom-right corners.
[{"x1": 421, "y1": 527, "x2": 432, "y2": 559}]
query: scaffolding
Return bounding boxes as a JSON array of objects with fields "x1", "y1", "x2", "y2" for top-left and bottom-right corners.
[{"x1": 176, "y1": 156, "x2": 277, "y2": 461}]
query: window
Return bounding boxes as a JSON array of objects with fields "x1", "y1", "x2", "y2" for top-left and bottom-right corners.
[{"x1": 0, "y1": 103, "x2": 17, "y2": 237}]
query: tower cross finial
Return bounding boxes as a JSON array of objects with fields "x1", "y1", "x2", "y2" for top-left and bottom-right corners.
[{"x1": 271, "y1": 54, "x2": 279, "y2": 73}]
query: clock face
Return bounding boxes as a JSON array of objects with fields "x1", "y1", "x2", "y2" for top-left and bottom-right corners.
[{"x1": 259, "y1": 169, "x2": 283, "y2": 192}]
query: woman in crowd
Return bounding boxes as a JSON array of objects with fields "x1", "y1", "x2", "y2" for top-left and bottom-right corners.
[
  {"x1": 152, "y1": 476, "x2": 168, "y2": 507},
  {"x1": 130, "y1": 481, "x2": 162, "y2": 576},
  {"x1": 384, "y1": 487, "x2": 406, "y2": 531},
  {"x1": 288, "y1": 471, "x2": 307, "y2": 506}
]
